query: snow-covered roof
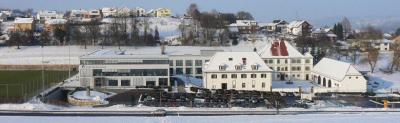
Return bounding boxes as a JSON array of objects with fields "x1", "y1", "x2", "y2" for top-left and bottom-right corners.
[
  {"x1": 312, "y1": 58, "x2": 362, "y2": 81},
  {"x1": 230, "y1": 20, "x2": 257, "y2": 27},
  {"x1": 204, "y1": 52, "x2": 272, "y2": 72},
  {"x1": 14, "y1": 18, "x2": 34, "y2": 24},
  {"x1": 45, "y1": 19, "x2": 67, "y2": 25},
  {"x1": 287, "y1": 20, "x2": 308, "y2": 28},
  {"x1": 258, "y1": 40, "x2": 312, "y2": 58}
]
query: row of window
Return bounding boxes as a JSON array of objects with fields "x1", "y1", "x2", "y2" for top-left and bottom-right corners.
[
  {"x1": 170, "y1": 68, "x2": 202, "y2": 75},
  {"x1": 103, "y1": 78, "x2": 168, "y2": 87},
  {"x1": 211, "y1": 73, "x2": 268, "y2": 79},
  {"x1": 265, "y1": 59, "x2": 311, "y2": 64},
  {"x1": 273, "y1": 66, "x2": 310, "y2": 71},
  {"x1": 82, "y1": 60, "x2": 169, "y2": 65},
  {"x1": 93, "y1": 69, "x2": 168, "y2": 76},
  {"x1": 170, "y1": 60, "x2": 205, "y2": 67}
]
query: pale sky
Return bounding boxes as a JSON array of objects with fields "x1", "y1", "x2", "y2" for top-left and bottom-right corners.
[{"x1": 1, "y1": 0, "x2": 399, "y2": 26}]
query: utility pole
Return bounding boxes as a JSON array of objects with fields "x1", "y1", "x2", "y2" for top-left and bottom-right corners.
[{"x1": 41, "y1": 46, "x2": 45, "y2": 92}]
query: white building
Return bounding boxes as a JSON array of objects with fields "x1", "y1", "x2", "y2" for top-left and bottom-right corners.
[
  {"x1": 101, "y1": 7, "x2": 117, "y2": 18},
  {"x1": 133, "y1": 7, "x2": 146, "y2": 17},
  {"x1": 70, "y1": 9, "x2": 88, "y2": 22},
  {"x1": 36, "y1": 10, "x2": 64, "y2": 22},
  {"x1": 287, "y1": 20, "x2": 312, "y2": 36},
  {"x1": 80, "y1": 52, "x2": 170, "y2": 89},
  {"x1": 259, "y1": 40, "x2": 313, "y2": 81},
  {"x1": 203, "y1": 52, "x2": 273, "y2": 91},
  {"x1": 311, "y1": 58, "x2": 367, "y2": 93},
  {"x1": 373, "y1": 39, "x2": 393, "y2": 51},
  {"x1": 228, "y1": 20, "x2": 259, "y2": 34}
]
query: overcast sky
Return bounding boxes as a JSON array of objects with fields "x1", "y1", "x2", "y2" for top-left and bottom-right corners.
[{"x1": 1, "y1": 0, "x2": 399, "y2": 25}]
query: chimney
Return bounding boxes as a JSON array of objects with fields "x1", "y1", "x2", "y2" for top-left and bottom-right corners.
[{"x1": 242, "y1": 58, "x2": 247, "y2": 65}]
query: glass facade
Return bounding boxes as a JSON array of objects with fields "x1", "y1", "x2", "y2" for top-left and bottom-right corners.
[{"x1": 93, "y1": 69, "x2": 168, "y2": 76}]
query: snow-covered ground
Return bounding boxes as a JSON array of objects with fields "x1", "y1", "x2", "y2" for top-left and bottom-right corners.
[
  {"x1": 336, "y1": 51, "x2": 400, "y2": 93},
  {"x1": 1, "y1": 112, "x2": 400, "y2": 123}
]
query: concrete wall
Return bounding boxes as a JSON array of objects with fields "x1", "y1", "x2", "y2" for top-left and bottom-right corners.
[{"x1": 204, "y1": 71, "x2": 272, "y2": 91}]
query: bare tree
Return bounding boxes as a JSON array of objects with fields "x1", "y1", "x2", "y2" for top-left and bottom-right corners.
[
  {"x1": 367, "y1": 47, "x2": 379, "y2": 73},
  {"x1": 39, "y1": 30, "x2": 50, "y2": 47},
  {"x1": 7, "y1": 31, "x2": 23, "y2": 49},
  {"x1": 236, "y1": 11, "x2": 254, "y2": 20},
  {"x1": 72, "y1": 27, "x2": 86, "y2": 49},
  {"x1": 53, "y1": 25, "x2": 67, "y2": 45},
  {"x1": 186, "y1": 3, "x2": 201, "y2": 20},
  {"x1": 83, "y1": 21, "x2": 101, "y2": 46},
  {"x1": 110, "y1": 18, "x2": 121, "y2": 49},
  {"x1": 391, "y1": 43, "x2": 400, "y2": 72}
]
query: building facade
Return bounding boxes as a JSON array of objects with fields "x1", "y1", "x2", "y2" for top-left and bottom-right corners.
[
  {"x1": 311, "y1": 58, "x2": 367, "y2": 93},
  {"x1": 203, "y1": 52, "x2": 273, "y2": 91},
  {"x1": 80, "y1": 55, "x2": 170, "y2": 89},
  {"x1": 13, "y1": 18, "x2": 34, "y2": 32},
  {"x1": 259, "y1": 40, "x2": 313, "y2": 81}
]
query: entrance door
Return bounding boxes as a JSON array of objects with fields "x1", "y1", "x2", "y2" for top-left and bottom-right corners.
[
  {"x1": 221, "y1": 83, "x2": 227, "y2": 90},
  {"x1": 280, "y1": 73, "x2": 285, "y2": 81},
  {"x1": 306, "y1": 74, "x2": 309, "y2": 80}
]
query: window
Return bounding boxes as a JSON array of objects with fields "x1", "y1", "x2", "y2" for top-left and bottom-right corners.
[
  {"x1": 297, "y1": 66, "x2": 301, "y2": 71},
  {"x1": 235, "y1": 65, "x2": 242, "y2": 70},
  {"x1": 232, "y1": 80, "x2": 236, "y2": 88},
  {"x1": 242, "y1": 83, "x2": 246, "y2": 88},
  {"x1": 169, "y1": 60, "x2": 174, "y2": 66},
  {"x1": 356, "y1": 76, "x2": 359, "y2": 79},
  {"x1": 297, "y1": 59, "x2": 301, "y2": 63},
  {"x1": 195, "y1": 60, "x2": 202, "y2": 66},
  {"x1": 349, "y1": 77, "x2": 352, "y2": 79},
  {"x1": 291, "y1": 67, "x2": 296, "y2": 71},
  {"x1": 277, "y1": 67, "x2": 280, "y2": 71},
  {"x1": 169, "y1": 68, "x2": 174, "y2": 75},
  {"x1": 211, "y1": 74, "x2": 217, "y2": 79},
  {"x1": 262, "y1": 82, "x2": 266, "y2": 88},
  {"x1": 277, "y1": 59, "x2": 280, "y2": 64},
  {"x1": 251, "y1": 65, "x2": 258, "y2": 70},
  {"x1": 195, "y1": 68, "x2": 202, "y2": 74},
  {"x1": 186, "y1": 68, "x2": 192, "y2": 74},
  {"x1": 229, "y1": 58, "x2": 233, "y2": 61},
  {"x1": 241, "y1": 74, "x2": 247, "y2": 78},
  {"x1": 251, "y1": 74, "x2": 257, "y2": 78},
  {"x1": 159, "y1": 78, "x2": 168, "y2": 86},
  {"x1": 285, "y1": 59, "x2": 288, "y2": 64},
  {"x1": 219, "y1": 65, "x2": 226, "y2": 71},
  {"x1": 268, "y1": 60, "x2": 273, "y2": 64},
  {"x1": 108, "y1": 80, "x2": 118, "y2": 86},
  {"x1": 176, "y1": 60, "x2": 183, "y2": 66},
  {"x1": 176, "y1": 68, "x2": 183, "y2": 74},
  {"x1": 121, "y1": 80, "x2": 130, "y2": 86},
  {"x1": 222, "y1": 74, "x2": 228, "y2": 79},
  {"x1": 185, "y1": 60, "x2": 193, "y2": 66},
  {"x1": 231, "y1": 74, "x2": 237, "y2": 78},
  {"x1": 305, "y1": 59, "x2": 310, "y2": 63},
  {"x1": 305, "y1": 66, "x2": 310, "y2": 71},
  {"x1": 284, "y1": 67, "x2": 288, "y2": 71},
  {"x1": 261, "y1": 74, "x2": 267, "y2": 78}
]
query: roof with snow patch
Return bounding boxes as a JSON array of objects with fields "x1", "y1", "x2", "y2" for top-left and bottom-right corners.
[
  {"x1": 258, "y1": 40, "x2": 312, "y2": 58},
  {"x1": 312, "y1": 58, "x2": 362, "y2": 81},
  {"x1": 204, "y1": 52, "x2": 272, "y2": 72}
]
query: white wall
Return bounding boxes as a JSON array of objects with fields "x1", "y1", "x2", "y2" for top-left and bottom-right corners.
[{"x1": 204, "y1": 72, "x2": 272, "y2": 91}]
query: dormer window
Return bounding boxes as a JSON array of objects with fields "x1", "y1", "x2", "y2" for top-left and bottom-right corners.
[
  {"x1": 228, "y1": 58, "x2": 233, "y2": 61},
  {"x1": 242, "y1": 58, "x2": 247, "y2": 65},
  {"x1": 251, "y1": 65, "x2": 258, "y2": 70},
  {"x1": 235, "y1": 65, "x2": 242, "y2": 70},
  {"x1": 219, "y1": 65, "x2": 226, "y2": 71}
]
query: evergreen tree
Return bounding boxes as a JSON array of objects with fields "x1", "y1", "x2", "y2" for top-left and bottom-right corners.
[{"x1": 154, "y1": 26, "x2": 160, "y2": 42}]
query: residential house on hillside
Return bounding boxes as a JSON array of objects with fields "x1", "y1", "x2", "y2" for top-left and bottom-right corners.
[
  {"x1": 264, "y1": 20, "x2": 288, "y2": 34},
  {"x1": 311, "y1": 58, "x2": 367, "y2": 93},
  {"x1": 44, "y1": 19, "x2": 67, "y2": 32},
  {"x1": 287, "y1": 20, "x2": 312, "y2": 36},
  {"x1": 203, "y1": 52, "x2": 273, "y2": 91},
  {"x1": 229, "y1": 20, "x2": 259, "y2": 34},
  {"x1": 133, "y1": 7, "x2": 146, "y2": 17},
  {"x1": 0, "y1": 13, "x2": 6, "y2": 22},
  {"x1": 84, "y1": 9, "x2": 101, "y2": 21},
  {"x1": 70, "y1": 9, "x2": 88, "y2": 23},
  {"x1": 148, "y1": 8, "x2": 172, "y2": 17},
  {"x1": 312, "y1": 28, "x2": 337, "y2": 42},
  {"x1": 36, "y1": 10, "x2": 64, "y2": 23},
  {"x1": 13, "y1": 18, "x2": 35, "y2": 32},
  {"x1": 101, "y1": 7, "x2": 117, "y2": 18},
  {"x1": 258, "y1": 40, "x2": 313, "y2": 81}
]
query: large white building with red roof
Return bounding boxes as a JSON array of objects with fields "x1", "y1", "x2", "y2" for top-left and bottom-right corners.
[{"x1": 258, "y1": 40, "x2": 313, "y2": 81}]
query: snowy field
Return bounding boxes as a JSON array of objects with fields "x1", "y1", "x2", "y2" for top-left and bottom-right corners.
[
  {"x1": 1, "y1": 112, "x2": 400, "y2": 123},
  {"x1": 337, "y1": 51, "x2": 400, "y2": 93}
]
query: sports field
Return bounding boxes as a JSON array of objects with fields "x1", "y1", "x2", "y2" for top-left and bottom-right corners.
[{"x1": 0, "y1": 70, "x2": 74, "y2": 101}]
